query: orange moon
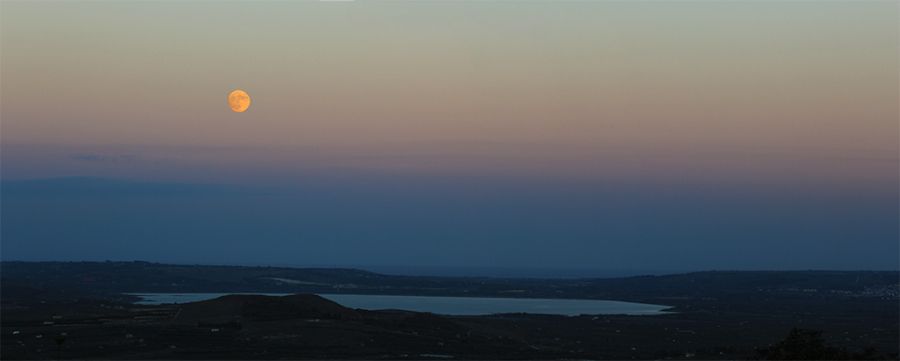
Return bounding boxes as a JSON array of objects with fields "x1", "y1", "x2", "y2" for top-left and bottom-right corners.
[{"x1": 228, "y1": 89, "x2": 251, "y2": 113}]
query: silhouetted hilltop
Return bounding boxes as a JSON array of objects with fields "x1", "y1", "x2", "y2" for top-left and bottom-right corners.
[{"x1": 174, "y1": 294, "x2": 361, "y2": 324}]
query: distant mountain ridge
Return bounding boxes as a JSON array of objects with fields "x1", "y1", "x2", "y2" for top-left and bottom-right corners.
[{"x1": 2, "y1": 261, "x2": 897, "y2": 308}]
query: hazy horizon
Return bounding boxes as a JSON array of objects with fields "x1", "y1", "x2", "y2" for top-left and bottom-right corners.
[{"x1": 4, "y1": 256, "x2": 898, "y2": 279}]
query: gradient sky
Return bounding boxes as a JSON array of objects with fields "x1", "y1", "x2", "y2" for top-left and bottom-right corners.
[{"x1": 1, "y1": 1, "x2": 897, "y2": 273}]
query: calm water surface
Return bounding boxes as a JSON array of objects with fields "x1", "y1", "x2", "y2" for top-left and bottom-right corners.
[{"x1": 128, "y1": 293, "x2": 670, "y2": 316}]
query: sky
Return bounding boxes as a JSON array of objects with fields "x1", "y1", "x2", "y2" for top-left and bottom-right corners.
[{"x1": 1, "y1": 1, "x2": 897, "y2": 274}]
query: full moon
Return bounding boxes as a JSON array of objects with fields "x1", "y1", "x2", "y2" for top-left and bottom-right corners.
[{"x1": 228, "y1": 89, "x2": 251, "y2": 113}]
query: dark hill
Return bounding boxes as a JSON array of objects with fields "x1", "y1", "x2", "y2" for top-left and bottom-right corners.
[{"x1": 174, "y1": 294, "x2": 361, "y2": 324}]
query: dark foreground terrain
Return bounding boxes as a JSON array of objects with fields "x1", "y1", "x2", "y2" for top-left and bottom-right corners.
[{"x1": 1, "y1": 261, "x2": 898, "y2": 359}]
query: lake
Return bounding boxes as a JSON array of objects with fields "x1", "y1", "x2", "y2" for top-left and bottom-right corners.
[{"x1": 128, "y1": 293, "x2": 671, "y2": 316}]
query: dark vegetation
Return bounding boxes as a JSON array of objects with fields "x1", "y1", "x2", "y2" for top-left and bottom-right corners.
[
  {"x1": 756, "y1": 328, "x2": 889, "y2": 360},
  {"x1": 1, "y1": 261, "x2": 897, "y2": 359}
]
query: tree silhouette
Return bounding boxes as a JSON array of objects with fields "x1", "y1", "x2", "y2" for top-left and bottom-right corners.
[
  {"x1": 757, "y1": 328, "x2": 888, "y2": 360},
  {"x1": 54, "y1": 333, "x2": 66, "y2": 360}
]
